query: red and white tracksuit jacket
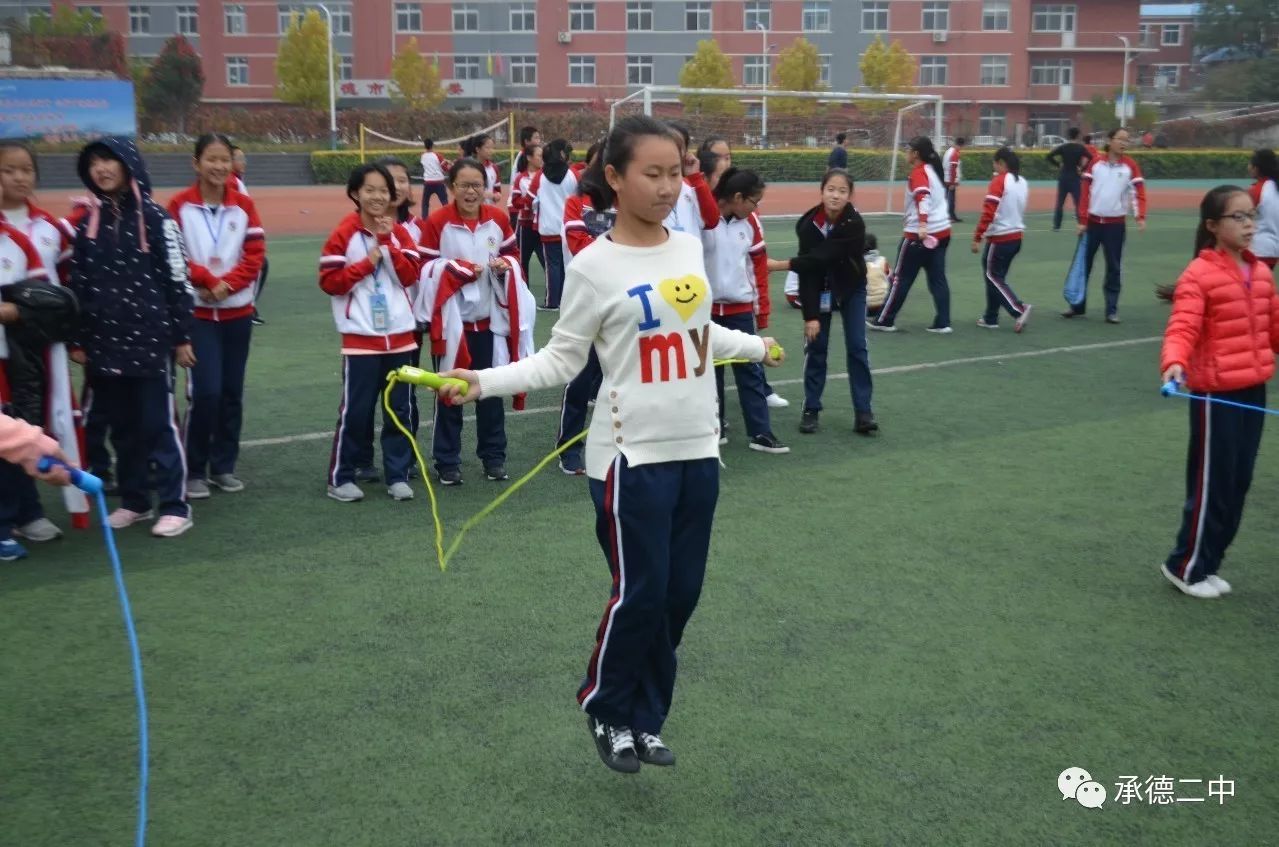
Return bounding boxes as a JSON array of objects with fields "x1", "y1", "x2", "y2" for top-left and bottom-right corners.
[
  {"x1": 1249, "y1": 178, "x2": 1279, "y2": 261},
  {"x1": 974, "y1": 172, "x2": 1029, "y2": 243},
  {"x1": 701, "y1": 211, "x2": 771, "y2": 330},
  {"x1": 903, "y1": 163, "x2": 951, "y2": 239},
  {"x1": 1080, "y1": 155, "x2": 1147, "y2": 225},
  {"x1": 318, "y1": 212, "x2": 422, "y2": 355},
  {"x1": 167, "y1": 184, "x2": 266, "y2": 322}
]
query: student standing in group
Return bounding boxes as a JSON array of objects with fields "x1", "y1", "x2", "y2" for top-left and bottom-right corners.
[
  {"x1": 318, "y1": 163, "x2": 422, "y2": 503},
  {"x1": 529, "y1": 139, "x2": 577, "y2": 311},
  {"x1": 462, "y1": 133, "x2": 502, "y2": 206},
  {"x1": 514, "y1": 143, "x2": 545, "y2": 282},
  {"x1": 1046, "y1": 127, "x2": 1094, "y2": 232},
  {"x1": 437, "y1": 116, "x2": 782, "y2": 774},
  {"x1": 828, "y1": 132, "x2": 849, "y2": 170},
  {"x1": 870, "y1": 137, "x2": 953, "y2": 334},
  {"x1": 972, "y1": 147, "x2": 1033, "y2": 333},
  {"x1": 942, "y1": 137, "x2": 965, "y2": 223},
  {"x1": 1063, "y1": 127, "x2": 1147, "y2": 323},
  {"x1": 508, "y1": 125, "x2": 541, "y2": 230},
  {"x1": 664, "y1": 122, "x2": 720, "y2": 238},
  {"x1": 1247, "y1": 148, "x2": 1278, "y2": 269},
  {"x1": 65, "y1": 137, "x2": 196, "y2": 537},
  {"x1": 419, "y1": 138, "x2": 450, "y2": 217},
  {"x1": 1158, "y1": 185, "x2": 1278, "y2": 598},
  {"x1": 168, "y1": 133, "x2": 265, "y2": 499}
]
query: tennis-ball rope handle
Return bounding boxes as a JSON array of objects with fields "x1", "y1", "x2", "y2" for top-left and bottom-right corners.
[
  {"x1": 391, "y1": 366, "x2": 471, "y2": 392},
  {"x1": 768, "y1": 344, "x2": 784, "y2": 361}
]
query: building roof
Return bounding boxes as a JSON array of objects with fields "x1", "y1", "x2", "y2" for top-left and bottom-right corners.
[{"x1": 1139, "y1": 4, "x2": 1200, "y2": 19}]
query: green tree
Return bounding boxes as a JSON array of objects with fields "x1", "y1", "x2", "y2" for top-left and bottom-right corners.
[
  {"x1": 772, "y1": 37, "x2": 822, "y2": 116},
  {"x1": 1203, "y1": 53, "x2": 1279, "y2": 101},
  {"x1": 678, "y1": 39, "x2": 744, "y2": 116},
  {"x1": 275, "y1": 9, "x2": 336, "y2": 111},
  {"x1": 389, "y1": 38, "x2": 446, "y2": 111},
  {"x1": 1082, "y1": 92, "x2": 1159, "y2": 133},
  {"x1": 858, "y1": 36, "x2": 916, "y2": 113},
  {"x1": 1195, "y1": 0, "x2": 1279, "y2": 52},
  {"x1": 28, "y1": 6, "x2": 106, "y2": 35},
  {"x1": 139, "y1": 36, "x2": 204, "y2": 132}
]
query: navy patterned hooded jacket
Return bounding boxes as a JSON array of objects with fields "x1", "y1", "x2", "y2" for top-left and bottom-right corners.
[{"x1": 66, "y1": 137, "x2": 194, "y2": 378}]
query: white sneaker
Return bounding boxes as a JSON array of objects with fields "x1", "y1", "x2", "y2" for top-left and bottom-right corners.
[
  {"x1": 766, "y1": 393, "x2": 789, "y2": 408},
  {"x1": 925, "y1": 326, "x2": 954, "y2": 334},
  {"x1": 151, "y1": 514, "x2": 194, "y2": 538},
  {"x1": 108, "y1": 508, "x2": 154, "y2": 530},
  {"x1": 209, "y1": 474, "x2": 245, "y2": 492},
  {"x1": 326, "y1": 482, "x2": 364, "y2": 502},
  {"x1": 1206, "y1": 574, "x2": 1232, "y2": 595},
  {"x1": 186, "y1": 479, "x2": 211, "y2": 500},
  {"x1": 867, "y1": 321, "x2": 898, "y2": 332},
  {"x1": 387, "y1": 481, "x2": 414, "y2": 501},
  {"x1": 976, "y1": 318, "x2": 999, "y2": 329},
  {"x1": 15, "y1": 517, "x2": 62, "y2": 542},
  {"x1": 1015, "y1": 303, "x2": 1033, "y2": 334},
  {"x1": 1161, "y1": 564, "x2": 1220, "y2": 598}
]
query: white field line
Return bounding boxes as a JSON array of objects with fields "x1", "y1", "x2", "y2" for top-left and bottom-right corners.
[{"x1": 240, "y1": 336, "x2": 1160, "y2": 449}]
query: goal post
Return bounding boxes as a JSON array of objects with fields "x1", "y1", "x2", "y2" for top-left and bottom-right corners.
[{"x1": 609, "y1": 86, "x2": 944, "y2": 214}]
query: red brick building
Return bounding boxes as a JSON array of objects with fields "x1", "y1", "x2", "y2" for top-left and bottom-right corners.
[{"x1": 1135, "y1": 3, "x2": 1198, "y2": 93}]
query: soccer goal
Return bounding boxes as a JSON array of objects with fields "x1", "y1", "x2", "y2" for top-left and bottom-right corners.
[
  {"x1": 609, "y1": 86, "x2": 943, "y2": 214},
  {"x1": 354, "y1": 114, "x2": 514, "y2": 178}
]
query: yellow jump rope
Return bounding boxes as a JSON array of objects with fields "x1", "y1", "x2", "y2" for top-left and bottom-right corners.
[{"x1": 382, "y1": 344, "x2": 782, "y2": 571}]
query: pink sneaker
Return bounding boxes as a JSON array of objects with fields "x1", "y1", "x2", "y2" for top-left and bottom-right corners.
[
  {"x1": 108, "y1": 508, "x2": 154, "y2": 530},
  {"x1": 151, "y1": 514, "x2": 194, "y2": 538}
]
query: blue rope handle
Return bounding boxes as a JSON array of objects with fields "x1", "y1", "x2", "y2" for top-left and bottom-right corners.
[
  {"x1": 38, "y1": 459, "x2": 148, "y2": 847},
  {"x1": 1160, "y1": 380, "x2": 1279, "y2": 417}
]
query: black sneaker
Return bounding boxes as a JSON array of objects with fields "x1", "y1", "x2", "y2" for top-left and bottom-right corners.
[
  {"x1": 438, "y1": 467, "x2": 463, "y2": 486},
  {"x1": 587, "y1": 716, "x2": 641, "y2": 774},
  {"x1": 354, "y1": 466, "x2": 381, "y2": 484},
  {"x1": 749, "y1": 433, "x2": 790, "y2": 454},
  {"x1": 251, "y1": 310, "x2": 265, "y2": 326},
  {"x1": 559, "y1": 454, "x2": 586, "y2": 476},
  {"x1": 854, "y1": 411, "x2": 879, "y2": 435},
  {"x1": 407, "y1": 464, "x2": 420, "y2": 480},
  {"x1": 799, "y1": 409, "x2": 820, "y2": 434},
  {"x1": 635, "y1": 732, "x2": 676, "y2": 767},
  {"x1": 484, "y1": 464, "x2": 509, "y2": 481}
]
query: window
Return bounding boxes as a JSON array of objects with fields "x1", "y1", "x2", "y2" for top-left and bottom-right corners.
[
  {"x1": 626, "y1": 2, "x2": 652, "y2": 31},
  {"x1": 224, "y1": 4, "x2": 245, "y2": 35},
  {"x1": 1154, "y1": 64, "x2": 1180, "y2": 86},
  {"x1": 818, "y1": 54, "x2": 831, "y2": 86},
  {"x1": 395, "y1": 2, "x2": 421, "y2": 32},
  {"x1": 509, "y1": 55, "x2": 537, "y2": 85},
  {"x1": 1030, "y1": 58, "x2": 1073, "y2": 85},
  {"x1": 1138, "y1": 22, "x2": 1154, "y2": 47},
  {"x1": 278, "y1": 5, "x2": 302, "y2": 34},
  {"x1": 980, "y1": 55, "x2": 1009, "y2": 85},
  {"x1": 922, "y1": 1, "x2": 948, "y2": 32},
  {"x1": 338, "y1": 55, "x2": 353, "y2": 81},
  {"x1": 23, "y1": 5, "x2": 52, "y2": 27},
  {"x1": 569, "y1": 56, "x2": 596, "y2": 85},
  {"x1": 129, "y1": 5, "x2": 150, "y2": 34},
  {"x1": 979, "y1": 106, "x2": 1007, "y2": 140},
  {"x1": 743, "y1": 55, "x2": 768, "y2": 87},
  {"x1": 569, "y1": 2, "x2": 595, "y2": 32},
  {"x1": 332, "y1": 6, "x2": 351, "y2": 34},
  {"x1": 744, "y1": 1, "x2": 770, "y2": 31},
  {"x1": 982, "y1": 1, "x2": 1010, "y2": 31},
  {"x1": 1161, "y1": 24, "x2": 1182, "y2": 46},
  {"x1": 226, "y1": 56, "x2": 249, "y2": 86},
  {"x1": 686, "y1": 1, "x2": 711, "y2": 31},
  {"x1": 862, "y1": 1, "x2": 888, "y2": 32},
  {"x1": 919, "y1": 56, "x2": 947, "y2": 86},
  {"x1": 176, "y1": 5, "x2": 198, "y2": 35},
  {"x1": 1032, "y1": 4, "x2": 1075, "y2": 32},
  {"x1": 802, "y1": 0, "x2": 830, "y2": 32},
  {"x1": 627, "y1": 55, "x2": 654, "y2": 85},
  {"x1": 453, "y1": 3, "x2": 478, "y2": 31},
  {"x1": 454, "y1": 56, "x2": 482, "y2": 79},
  {"x1": 510, "y1": 2, "x2": 535, "y2": 31}
]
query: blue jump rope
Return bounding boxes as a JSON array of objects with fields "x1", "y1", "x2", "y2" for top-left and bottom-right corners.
[
  {"x1": 36, "y1": 457, "x2": 148, "y2": 847},
  {"x1": 1161, "y1": 380, "x2": 1279, "y2": 416}
]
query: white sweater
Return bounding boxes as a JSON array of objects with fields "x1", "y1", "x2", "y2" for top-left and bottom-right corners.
[{"x1": 478, "y1": 230, "x2": 768, "y2": 480}]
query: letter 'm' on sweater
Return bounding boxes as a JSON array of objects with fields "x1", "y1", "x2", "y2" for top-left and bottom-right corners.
[{"x1": 639, "y1": 332, "x2": 687, "y2": 383}]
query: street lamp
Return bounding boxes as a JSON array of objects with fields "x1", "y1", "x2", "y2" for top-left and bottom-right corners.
[
  {"x1": 308, "y1": 2, "x2": 338, "y2": 150},
  {"x1": 756, "y1": 22, "x2": 768, "y2": 149},
  {"x1": 1116, "y1": 34, "x2": 1132, "y2": 128}
]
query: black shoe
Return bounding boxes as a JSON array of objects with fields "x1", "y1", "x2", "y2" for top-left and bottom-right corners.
[
  {"x1": 406, "y1": 464, "x2": 420, "y2": 480},
  {"x1": 799, "y1": 409, "x2": 820, "y2": 434},
  {"x1": 484, "y1": 463, "x2": 509, "y2": 481},
  {"x1": 587, "y1": 716, "x2": 641, "y2": 774},
  {"x1": 354, "y1": 466, "x2": 381, "y2": 484},
  {"x1": 951, "y1": 217, "x2": 964, "y2": 223},
  {"x1": 748, "y1": 433, "x2": 790, "y2": 454},
  {"x1": 438, "y1": 467, "x2": 463, "y2": 486},
  {"x1": 854, "y1": 411, "x2": 879, "y2": 435},
  {"x1": 558, "y1": 454, "x2": 587, "y2": 476},
  {"x1": 1060, "y1": 309, "x2": 1084, "y2": 319},
  {"x1": 635, "y1": 731, "x2": 676, "y2": 767},
  {"x1": 251, "y1": 310, "x2": 264, "y2": 326}
]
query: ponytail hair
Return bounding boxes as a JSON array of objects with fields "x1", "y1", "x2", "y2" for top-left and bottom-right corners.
[
  {"x1": 993, "y1": 146, "x2": 1021, "y2": 181},
  {"x1": 578, "y1": 115, "x2": 679, "y2": 212},
  {"x1": 1157, "y1": 184, "x2": 1249, "y2": 301},
  {"x1": 908, "y1": 136, "x2": 945, "y2": 177},
  {"x1": 712, "y1": 166, "x2": 765, "y2": 204},
  {"x1": 1252, "y1": 148, "x2": 1279, "y2": 185},
  {"x1": 461, "y1": 132, "x2": 492, "y2": 159}
]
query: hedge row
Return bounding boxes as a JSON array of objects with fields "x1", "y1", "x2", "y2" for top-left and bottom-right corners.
[{"x1": 311, "y1": 148, "x2": 1256, "y2": 185}]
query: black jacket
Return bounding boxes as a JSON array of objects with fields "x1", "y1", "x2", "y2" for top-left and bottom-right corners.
[
  {"x1": 789, "y1": 203, "x2": 866, "y2": 322},
  {"x1": 66, "y1": 136, "x2": 193, "y2": 378}
]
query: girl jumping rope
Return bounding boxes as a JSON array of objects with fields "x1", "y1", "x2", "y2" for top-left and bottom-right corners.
[
  {"x1": 438, "y1": 116, "x2": 783, "y2": 774},
  {"x1": 1158, "y1": 185, "x2": 1279, "y2": 598}
]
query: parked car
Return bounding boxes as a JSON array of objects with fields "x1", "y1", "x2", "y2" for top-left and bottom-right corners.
[{"x1": 1039, "y1": 134, "x2": 1067, "y2": 147}]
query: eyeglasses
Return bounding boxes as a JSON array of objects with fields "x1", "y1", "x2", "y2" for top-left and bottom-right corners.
[
  {"x1": 1217, "y1": 211, "x2": 1258, "y2": 224},
  {"x1": 454, "y1": 182, "x2": 485, "y2": 193}
]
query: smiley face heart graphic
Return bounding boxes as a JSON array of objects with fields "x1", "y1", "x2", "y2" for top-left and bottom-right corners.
[{"x1": 658, "y1": 275, "x2": 707, "y2": 322}]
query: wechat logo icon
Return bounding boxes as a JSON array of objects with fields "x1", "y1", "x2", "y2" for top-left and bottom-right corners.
[{"x1": 1059, "y1": 766, "x2": 1107, "y2": 808}]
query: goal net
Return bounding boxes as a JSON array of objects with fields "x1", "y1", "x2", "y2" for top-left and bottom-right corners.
[
  {"x1": 609, "y1": 86, "x2": 943, "y2": 215},
  {"x1": 356, "y1": 115, "x2": 514, "y2": 180}
]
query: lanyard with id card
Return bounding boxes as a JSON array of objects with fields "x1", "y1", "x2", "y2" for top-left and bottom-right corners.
[
  {"x1": 202, "y1": 205, "x2": 226, "y2": 274},
  {"x1": 364, "y1": 235, "x2": 391, "y2": 333},
  {"x1": 819, "y1": 290, "x2": 833, "y2": 314}
]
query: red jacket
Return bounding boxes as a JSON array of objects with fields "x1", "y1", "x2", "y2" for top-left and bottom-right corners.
[{"x1": 1161, "y1": 248, "x2": 1279, "y2": 392}]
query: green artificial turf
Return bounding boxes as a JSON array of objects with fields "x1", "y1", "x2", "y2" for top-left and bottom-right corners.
[{"x1": 2, "y1": 209, "x2": 1276, "y2": 845}]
